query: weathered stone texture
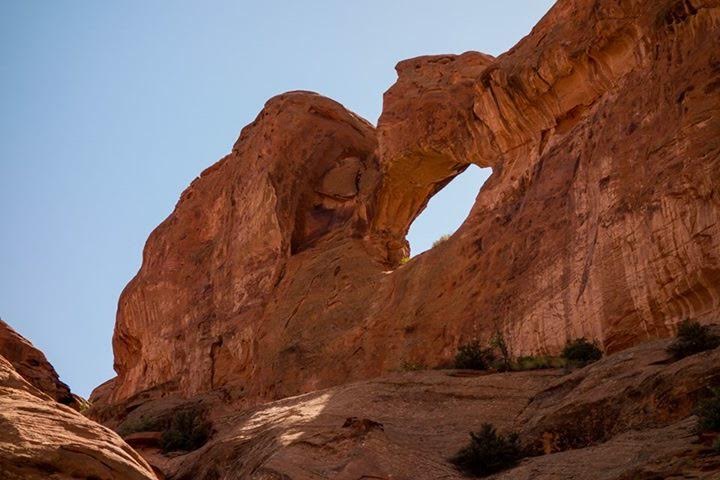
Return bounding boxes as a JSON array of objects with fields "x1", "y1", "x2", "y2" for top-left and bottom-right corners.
[{"x1": 99, "y1": 0, "x2": 720, "y2": 414}]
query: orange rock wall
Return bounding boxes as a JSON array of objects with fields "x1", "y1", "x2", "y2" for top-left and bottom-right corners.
[
  {"x1": 0, "y1": 319, "x2": 78, "y2": 407},
  {"x1": 99, "y1": 0, "x2": 720, "y2": 406}
]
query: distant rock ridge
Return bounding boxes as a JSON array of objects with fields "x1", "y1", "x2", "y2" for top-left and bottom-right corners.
[
  {"x1": 0, "y1": 320, "x2": 157, "y2": 479},
  {"x1": 0, "y1": 318, "x2": 81, "y2": 409},
  {"x1": 95, "y1": 0, "x2": 720, "y2": 410}
]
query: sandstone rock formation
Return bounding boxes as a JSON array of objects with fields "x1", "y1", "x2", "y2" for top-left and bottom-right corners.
[
  {"x1": 96, "y1": 0, "x2": 720, "y2": 411},
  {"x1": 494, "y1": 418, "x2": 716, "y2": 480},
  {"x1": 0, "y1": 318, "x2": 82, "y2": 409},
  {"x1": 153, "y1": 370, "x2": 558, "y2": 479},
  {"x1": 3, "y1": 1, "x2": 719, "y2": 478},
  {"x1": 0, "y1": 337, "x2": 157, "y2": 479},
  {"x1": 519, "y1": 338, "x2": 720, "y2": 453},
  {"x1": 105, "y1": 339, "x2": 720, "y2": 479},
  {"x1": 108, "y1": 92, "x2": 381, "y2": 403}
]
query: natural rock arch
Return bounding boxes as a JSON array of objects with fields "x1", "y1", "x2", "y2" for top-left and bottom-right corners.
[
  {"x1": 371, "y1": 52, "x2": 497, "y2": 265},
  {"x1": 405, "y1": 164, "x2": 492, "y2": 257},
  {"x1": 97, "y1": 0, "x2": 720, "y2": 409}
]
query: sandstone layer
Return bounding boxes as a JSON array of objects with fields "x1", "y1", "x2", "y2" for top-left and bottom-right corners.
[
  {"x1": 518, "y1": 337, "x2": 720, "y2": 453},
  {"x1": 3, "y1": 0, "x2": 720, "y2": 478},
  {"x1": 0, "y1": 348, "x2": 157, "y2": 479},
  {"x1": 96, "y1": 0, "x2": 720, "y2": 410},
  {"x1": 108, "y1": 339, "x2": 720, "y2": 479},
  {"x1": 0, "y1": 318, "x2": 82, "y2": 409}
]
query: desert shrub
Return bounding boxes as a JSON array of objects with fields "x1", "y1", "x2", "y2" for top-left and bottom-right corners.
[
  {"x1": 399, "y1": 256, "x2": 410, "y2": 265},
  {"x1": 432, "y1": 234, "x2": 451, "y2": 248},
  {"x1": 161, "y1": 408, "x2": 212, "y2": 453},
  {"x1": 561, "y1": 338, "x2": 602, "y2": 366},
  {"x1": 696, "y1": 387, "x2": 720, "y2": 433},
  {"x1": 490, "y1": 332, "x2": 511, "y2": 372},
  {"x1": 455, "y1": 341, "x2": 495, "y2": 370},
  {"x1": 401, "y1": 360, "x2": 426, "y2": 371},
  {"x1": 117, "y1": 415, "x2": 165, "y2": 437},
  {"x1": 514, "y1": 355, "x2": 566, "y2": 371},
  {"x1": 77, "y1": 398, "x2": 91, "y2": 413},
  {"x1": 667, "y1": 320, "x2": 720, "y2": 360},
  {"x1": 451, "y1": 423, "x2": 523, "y2": 477}
]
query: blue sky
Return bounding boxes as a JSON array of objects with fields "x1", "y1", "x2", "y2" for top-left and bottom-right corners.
[{"x1": 0, "y1": 1, "x2": 555, "y2": 397}]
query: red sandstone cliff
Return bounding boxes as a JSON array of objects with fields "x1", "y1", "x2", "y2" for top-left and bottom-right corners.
[
  {"x1": 97, "y1": 0, "x2": 720, "y2": 408},
  {"x1": 0, "y1": 318, "x2": 83, "y2": 409},
  {"x1": 0, "y1": 322, "x2": 157, "y2": 479},
  {"x1": 2, "y1": 0, "x2": 720, "y2": 478}
]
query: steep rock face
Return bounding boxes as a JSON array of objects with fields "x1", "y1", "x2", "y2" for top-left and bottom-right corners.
[
  {"x1": 99, "y1": 0, "x2": 720, "y2": 409},
  {"x1": 372, "y1": 0, "x2": 720, "y2": 356},
  {"x1": 110, "y1": 92, "x2": 381, "y2": 401},
  {"x1": 0, "y1": 354, "x2": 157, "y2": 480},
  {"x1": 0, "y1": 319, "x2": 79, "y2": 408}
]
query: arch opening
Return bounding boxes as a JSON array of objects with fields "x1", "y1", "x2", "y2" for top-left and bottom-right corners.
[{"x1": 406, "y1": 164, "x2": 491, "y2": 257}]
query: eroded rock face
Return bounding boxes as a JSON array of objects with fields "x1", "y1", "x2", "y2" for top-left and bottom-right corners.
[
  {"x1": 110, "y1": 92, "x2": 381, "y2": 402},
  {"x1": 105, "y1": 340, "x2": 720, "y2": 480},
  {"x1": 99, "y1": 0, "x2": 720, "y2": 412},
  {"x1": 118, "y1": 369, "x2": 561, "y2": 479},
  {"x1": 373, "y1": 0, "x2": 720, "y2": 357},
  {"x1": 518, "y1": 339, "x2": 720, "y2": 454},
  {"x1": 0, "y1": 319, "x2": 80, "y2": 408},
  {"x1": 494, "y1": 418, "x2": 718, "y2": 480},
  {"x1": 0, "y1": 354, "x2": 157, "y2": 480},
  {"x1": 373, "y1": 51, "x2": 495, "y2": 261}
]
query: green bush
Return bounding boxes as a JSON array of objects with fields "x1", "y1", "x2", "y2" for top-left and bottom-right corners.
[
  {"x1": 561, "y1": 338, "x2": 603, "y2": 366},
  {"x1": 455, "y1": 341, "x2": 495, "y2": 370},
  {"x1": 451, "y1": 423, "x2": 523, "y2": 477},
  {"x1": 514, "y1": 355, "x2": 566, "y2": 371},
  {"x1": 696, "y1": 387, "x2": 720, "y2": 433},
  {"x1": 401, "y1": 360, "x2": 426, "y2": 371},
  {"x1": 667, "y1": 320, "x2": 720, "y2": 360},
  {"x1": 490, "y1": 332, "x2": 511, "y2": 372},
  {"x1": 117, "y1": 415, "x2": 165, "y2": 437},
  {"x1": 161, "y1": 408, "x2": 212, "y2": 453}
]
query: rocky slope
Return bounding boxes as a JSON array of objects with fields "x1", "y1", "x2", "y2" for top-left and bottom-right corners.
[
  {"x1": 2, "y1": 319, "x2": 718, "y2": 479},
  {"x1": 98, "y1": 0, "x2": 720, "y2": 410},
  {"x1": 4, "y1": 0, "x2": 720, "y2": 478},
  {"x1": 0, "y1": 324, "x2": 157, "y2": 479},
  {"x1": 105, "y1": 339, "x2": 720, "y2": 479},
  {"x1": 0, "y1": 318, "x2": 80, "y2": 408}
]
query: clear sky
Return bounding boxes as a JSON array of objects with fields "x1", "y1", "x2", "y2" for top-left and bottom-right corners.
[{"x1": 0, "y1": 1, "x2": 555, "y2": 398}]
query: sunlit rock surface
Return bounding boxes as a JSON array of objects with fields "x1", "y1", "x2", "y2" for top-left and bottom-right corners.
[
  {"x1": 0, "y1": 336, "x2": 157, "y2": 479},
  {"x1": 98, "y1": 0, "x2": 720, "y2": 410},
  {"x1": 107, "y1": 340, "x2": 720, "y2": 479},
  {"x1": 4, "y1": 0, "x2": 714, "y2": 477},
  {"x1": 0, "y1": 319, "x2": 81, "y2": 409}
]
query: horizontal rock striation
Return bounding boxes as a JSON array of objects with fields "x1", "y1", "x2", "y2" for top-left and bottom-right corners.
[
  {"x1": 0, "y1": 334, "x2": 157, "y2": 479},
  {"x1": 96, "y1": 0, "x2": 720, "y2": 413},
  {"x1": 0, "y1": 319, "x2": 81, "y2": 409},
  {"x1": 111, "y1": 340, "x2": 720, "y2": 479}
]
